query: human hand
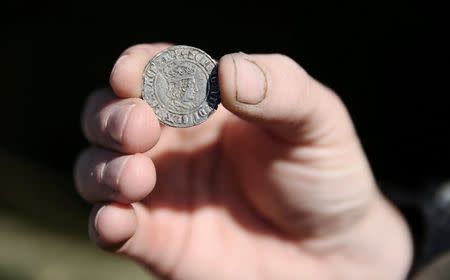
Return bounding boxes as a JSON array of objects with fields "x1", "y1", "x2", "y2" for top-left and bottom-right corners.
[{"x1": 75, "y1": 43, "x2": 412, "y2": 279}]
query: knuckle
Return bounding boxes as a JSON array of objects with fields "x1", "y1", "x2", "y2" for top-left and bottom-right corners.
[
  {"x1": 121, "y1": 44, "x2": 150, "y2": 56},
  {"x1": 271, "y1": 53, "x2": 298, "y2": 66},
  {"x1": 266, "y1": 53, "x2": 305, "y2": 79}
]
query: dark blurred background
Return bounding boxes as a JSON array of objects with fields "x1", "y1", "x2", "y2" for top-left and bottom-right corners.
[{"x1": 1, "y1": 1, "x2": 449, "y2": 279}]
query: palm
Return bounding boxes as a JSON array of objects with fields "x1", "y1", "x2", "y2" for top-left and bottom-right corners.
[{"x1": 136, "y1": 107, "x2": 364, "y2": 279}]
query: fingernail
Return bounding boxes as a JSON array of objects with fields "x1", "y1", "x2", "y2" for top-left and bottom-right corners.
[
  {"x1": 106, "y1": 102, "x2": 136, "y2": 145},
  {"x1": 94, "y1": 205, "x2": 107, "y2": 234},
  {"x1": 232, "y1": 54, "x2": 267, "y2": 105},
  {"x1": 101, "y1": 156, "x2": 130, "y2": 190},
  {"x1": 110, "y1": 54, "x2": 129, "y2": 82}
]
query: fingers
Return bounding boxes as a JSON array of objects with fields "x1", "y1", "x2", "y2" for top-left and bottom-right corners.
[
  {"x1": 110, "y1": 43, "x2": 172, "y2": 98},
  {"x1": 75, "y1": 148, "x2": 156, "y2": 203},
  {"x1": 219, "y1": 53, "x2": 356, "y2": 145},
  {"x1": 88, "y1": 200, "x2": 192, "y2": 276},
  {"x1": 82, "y1": 89, "x2": 160, "y2": 153},
  {"x1": 82, "y1": 43, "x2": 173, "y2": 153},
  {"x1": 89, "y1": 203, "x2": 137, "y2": 250}
]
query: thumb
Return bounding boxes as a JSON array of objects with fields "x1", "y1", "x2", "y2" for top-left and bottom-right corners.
[
  {"x1": 218, "y1": 52, "x2": 376, "y2": 236},
  {"x1": 218, "y1": 52, "x2": 356, "y2": 145}
]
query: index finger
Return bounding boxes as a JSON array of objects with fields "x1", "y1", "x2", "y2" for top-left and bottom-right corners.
[{"x1": 110, "y1": 43, "x2": 172, "y2": 98}]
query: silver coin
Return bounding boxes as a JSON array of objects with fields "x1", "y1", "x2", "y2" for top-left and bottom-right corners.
[{"x1": 142, "y1": 45, "x2": 220, "y2": 128}]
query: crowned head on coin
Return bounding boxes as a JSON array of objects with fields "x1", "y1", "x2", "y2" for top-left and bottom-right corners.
[{"x1": 162, "y1": 61, "x2": 199, "y2": 108}]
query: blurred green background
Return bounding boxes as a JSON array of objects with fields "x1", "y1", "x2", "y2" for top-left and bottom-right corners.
[
  {"x1": 0, "y1": 150, "x2": 153, "y2": 279},
  {"x1": 1, "y1": 1, "x2": 448, "y2": 279}
]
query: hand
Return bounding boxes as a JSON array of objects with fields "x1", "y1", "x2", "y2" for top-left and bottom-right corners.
[{"x1": 75, "y1": 43, "x2": 412, "y2": 279}]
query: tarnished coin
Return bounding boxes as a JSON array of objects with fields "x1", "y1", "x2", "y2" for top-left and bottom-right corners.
[{"x1": 142, "y1": 45, "x2": 220, "y2": 128}]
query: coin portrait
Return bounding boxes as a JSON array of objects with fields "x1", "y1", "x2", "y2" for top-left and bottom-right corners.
[{"x1": 142, "y1": 46, "x2": 220, "y2": 128}]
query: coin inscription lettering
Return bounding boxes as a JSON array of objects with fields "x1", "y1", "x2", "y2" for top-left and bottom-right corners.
[{"x1": 142, "y1": 46, "x2": 220, "y2": 128}]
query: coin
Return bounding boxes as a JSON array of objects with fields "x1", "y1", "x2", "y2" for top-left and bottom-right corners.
[{"x1": 142, "y1": 45, "x2": 220, "y2": 128}]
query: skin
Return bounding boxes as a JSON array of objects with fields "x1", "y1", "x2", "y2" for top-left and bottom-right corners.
[{"x1": 74, "y1": 43, "x2": 412, "y2": 279}]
